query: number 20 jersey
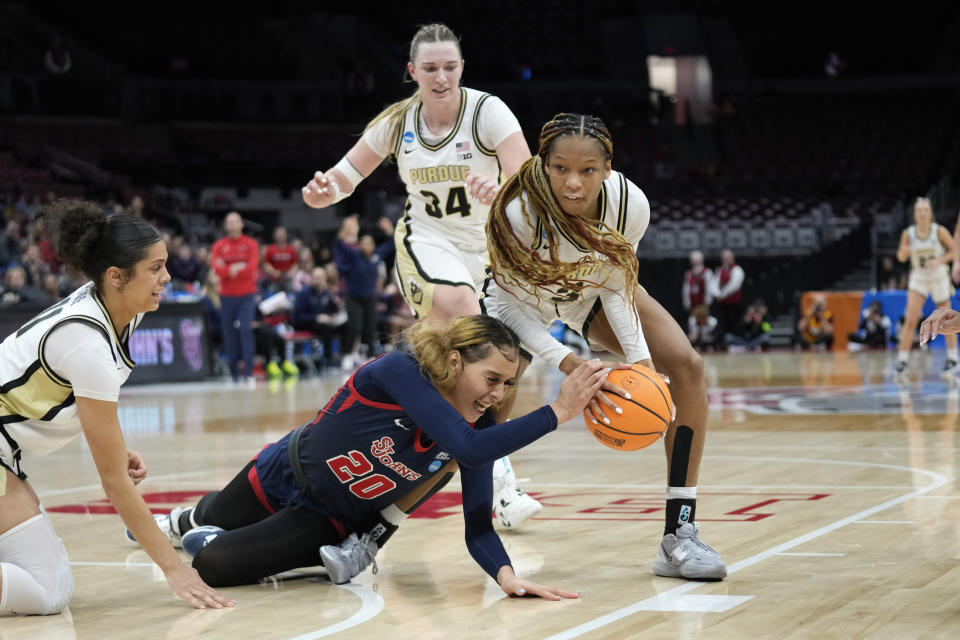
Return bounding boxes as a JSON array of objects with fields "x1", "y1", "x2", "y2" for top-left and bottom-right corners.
[{"x1": 392, "y1": 87, "x2": 511, "y2": 254}]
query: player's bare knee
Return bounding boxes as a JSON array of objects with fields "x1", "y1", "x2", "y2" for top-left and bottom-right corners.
[
  {"x1": 434, "y1": 287, "x2": 480, "y2": 320},
  {"x1": 671, "y1": 347, "x2": 705, "y2": 389}
]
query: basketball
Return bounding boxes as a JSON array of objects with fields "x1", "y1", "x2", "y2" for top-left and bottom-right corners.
[{"x1": 585, "y1": 364, "x2": 672, "y2": 451}]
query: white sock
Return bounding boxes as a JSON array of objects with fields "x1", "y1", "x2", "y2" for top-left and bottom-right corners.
[
  {"x1": 666, "y1": 486, "x2": 698, "y2": 500},
  {"x1": 948, "y1": 347, "x2": 958, "y2": 362},
  {"x1": 380, "y1": 504, "x2": 409, "y2": 526},
  {"x1": 897, "y1": 351, "x2": 909, "y2": 364}
]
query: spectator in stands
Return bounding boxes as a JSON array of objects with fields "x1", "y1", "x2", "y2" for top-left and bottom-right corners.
[
  {"x1": 167, "y1": 244, "x2": 204, "y2": 288},
  {"x1": 847, "y1": 300, "x2": 891, "y2": 350},
  {"x1": 292, "y1": 266, "x2": 346, "y2": 367},
  {"x1": 34, "y1": 216, "x2": 61, "y2": 274},
  {"x1": 262, "y1": 226, "x2": 299, "y2": 292},
  {"x1": 0, "y1": 220, "x2": 23, "y2": 270},
  {"x1": 315, "y1": 244, "x2": 333, "y2": 268},
  {"x1": 711, "y1": 249, "x2": 745, "y2": 338},
  {"x1": 41, "y1": 273, "x2": 62, "y2": 301},
  {"x1": 126, "y1": 195, "x2": 145, "y2": 218},
  {"x1": 727, "y1": 299, "x2": 771, "y2": 352},
  {"x1": 795, "y1": 294, "x2": 834, "y2": 350},
  {"x1": 878, "y1": 255, "x2": 907, "y2": 290},
  {"x1": 210, "y1": 212, "x2": 259, "y2": 384},
  {"x1": 290, "y1": 247, "x2": 315, "y2": 292},
  {"x1": 199, "y1": 270, "x2": 223, "y2": 370},
  {"x1": 324, "y1": 261, "x2": 341, "y2": 295},
  {"x1": 378, "y1": 281, "x2": 416, "y2": 349},
  {"x1": 687, "y1": 304, "x2": 719, "y2": 353},
  {"x1": 0, "y1": 265, "x2": 52, "y2": 305},
  {"x1": 335, "y1": 215, "x2": 395, "y2": 368},
  {"x1": 681, "y1": 250, "x2": 711, "y2": 313},
  {"x1": 19, "y1": 243, "x2": 49, "y2": 287}
]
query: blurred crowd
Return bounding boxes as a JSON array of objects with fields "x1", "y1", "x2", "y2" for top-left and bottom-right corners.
[{"x1": 0, "y1": 192, "x2": 414, "y2": 382}]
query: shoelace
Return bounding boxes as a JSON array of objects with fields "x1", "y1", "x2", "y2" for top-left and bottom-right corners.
[{"x1": 357, "y1": 534, "x2": 379, "y2": 576}]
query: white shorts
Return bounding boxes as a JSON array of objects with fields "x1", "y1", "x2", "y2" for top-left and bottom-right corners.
[
  {"x1": 908, "y1": 270, "x2": 952, "y2": 304},
  {"x1": 394, "y1": 215, "x2": 488, "y2": 318},
  {"x1": 480, "y1": 277, "x2": 605, "y2": 359}
]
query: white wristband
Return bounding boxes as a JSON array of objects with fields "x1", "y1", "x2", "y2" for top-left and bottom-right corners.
[
  {"x1": 328, "y1": 179, "x2": 348, "y2": 204},
  {"x1": 333, "y1": 157, "x2": 365, "y2": 190}
]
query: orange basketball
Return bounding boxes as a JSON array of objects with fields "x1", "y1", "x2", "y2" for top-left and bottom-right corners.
[{"x1": 585, "y1": 364, "x2": 672, "y2": 451}]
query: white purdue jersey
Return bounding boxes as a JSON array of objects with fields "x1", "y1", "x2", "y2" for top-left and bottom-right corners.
[
  {"x1": 483, "y1": 171, "x2": 652, "y2": 368},
  {"x1": 908, "y1": 224, "x2": 947, "y2": 276},
  {"x1": 367, "y1": 87, "x2": 519, "y2": 254},
  {"x1": 0, "y1": 282, "x2": 140, "y2": 459}
]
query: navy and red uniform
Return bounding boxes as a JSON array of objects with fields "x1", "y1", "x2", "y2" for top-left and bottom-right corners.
[{"x1": 189, "y1": 351, "x2": 558, "y2": 585}]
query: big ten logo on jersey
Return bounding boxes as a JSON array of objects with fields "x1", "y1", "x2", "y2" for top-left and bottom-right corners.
[
  {"x1": 455, "y1": 140, "x2": 472, "y2": 160},
  {"x1": 409, "y1": 165, "x2": 470, "y2": 185}
]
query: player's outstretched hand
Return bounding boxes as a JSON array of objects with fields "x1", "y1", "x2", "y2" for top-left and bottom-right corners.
[
  {"x1": 165, "y1": 564, "x2": 236, "y2": 609},
  {"x1": 550, "y1": 359, "x2": 609, "y2": 424},
  {"x1": 920, "y1": 307, "x2": 960, "y2": 345},
  {"x1": 302, "y1": 171, "x2": 338, "y2": 209},
  {"x1": 465, "y1": 171, "x2": 500, "y2": 205},
  {"x1": 497, "y1": 568, "x2": 580, "y2": 601}
]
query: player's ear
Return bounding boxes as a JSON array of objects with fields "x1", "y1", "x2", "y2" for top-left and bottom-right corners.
[{"x1": 446, "y1": 350, "x2": 462, "y2": 374}]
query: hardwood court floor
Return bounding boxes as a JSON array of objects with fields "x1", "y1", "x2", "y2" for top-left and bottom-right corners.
[{"x1": 4, "y1": 350, "x2": 960, "y2": 639}]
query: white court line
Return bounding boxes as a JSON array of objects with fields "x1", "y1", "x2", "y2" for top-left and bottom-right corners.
[
  {"x1": 524, "y1": 482, "x2": 918, "y2": 490},
  {"x1": 853, "y1": 520, "x2": 915, "y2": 524},
  {"x1": 286, "y1": 582, "x2": 385, "y2": 640},
  {"x1": 71, "y1": 561, "x2": 155, "y2": 567},
  {"x1": 545, "y1": 456, "x2": 949, "y2": 640},
  {"x1": 776, "y1": 553, "x2": 846, "y2": 557},
  {"x1": 36, "y1": 468, "x2": 237, "y2": 499}
]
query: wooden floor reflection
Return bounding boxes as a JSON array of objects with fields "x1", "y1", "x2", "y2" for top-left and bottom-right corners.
[{"x1": 4, "y1": 350, "x2": 960, "y2": 639}]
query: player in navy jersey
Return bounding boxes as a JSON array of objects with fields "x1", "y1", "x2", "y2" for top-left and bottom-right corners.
[{"x1": 135, "y1": 315, "x2": 606, "y2": 596}]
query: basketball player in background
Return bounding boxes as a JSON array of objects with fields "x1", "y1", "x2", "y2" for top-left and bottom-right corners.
[
  {"x1": 300, "y1": 23, "x2": 540, "y2": 570},
  {"x1": 894, "y1": 197, "x2": 956, "y2": 380},
  {"x1": 0, "y1": 200, "x2": 233, "y2": 614}
]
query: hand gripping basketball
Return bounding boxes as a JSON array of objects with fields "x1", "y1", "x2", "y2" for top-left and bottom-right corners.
[{"x1": 586, "y1": 364, "x2": 673, "y2": 451}]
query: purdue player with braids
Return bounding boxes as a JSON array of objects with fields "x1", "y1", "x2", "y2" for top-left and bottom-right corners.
[
  {"x1": 0, "y1": 200, "x2": 234, "y2": 614},
  {"x1": 136, "y1": 316, "x2": 606, "y2": 592},
  {"x1": 894, "y1": 197, "x2": 957, "y2": 380},
  {"x1": 302, "y1": 23, "x2": 541, "y2": 572},
  {"x1": 482, "y1": 113, "x2": 726, "y2": 580}
]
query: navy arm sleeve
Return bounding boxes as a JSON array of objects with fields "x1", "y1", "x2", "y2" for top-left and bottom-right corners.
[
  {"x1": 460, "y1": 461, "x2": 511, "y2": 580},
  {"x1": 366, "y1": 353, "x2": 558, "y2": 468}
]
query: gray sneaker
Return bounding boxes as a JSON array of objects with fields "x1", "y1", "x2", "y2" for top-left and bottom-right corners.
[
  {"x1": 652, "y1": 522, "x2": 727, "y2": 580},
  {"x1": 125, "y1": 506, "x2": 191, "y2": 549},
  {"x1": 319, "y1": 532, "x2": 379, "y2": 584}
]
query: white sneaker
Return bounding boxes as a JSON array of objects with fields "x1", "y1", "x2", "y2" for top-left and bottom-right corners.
[
  {"x1": 492, "y1": 456, "x2": 542, "y2": 527},
  {"x1": 125, "y1": 506, "x2": 190, "y2": 549},
  {"x1": 493, "y1": 485, "x2": 542, "y2": 527},
  {"x1": 492, "y1": 456, "x2": 517, "y2": 495},
  {"x1": 652, "y1": 522, "x2": 727, "y2": 580}
]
